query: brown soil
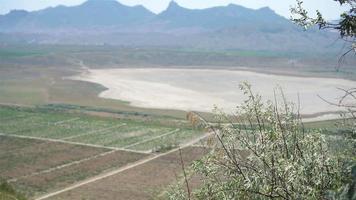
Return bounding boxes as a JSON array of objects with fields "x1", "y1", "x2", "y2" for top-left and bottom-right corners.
[
  {"x1": 17, "y1": 150, "x2": 147, "y2": 197},
  {"x1": 0, "y1": 136, "x2": 108, "y2": 180},
  {"x1": 47, "y1": 147, "x2": 209, "y2": 200}
]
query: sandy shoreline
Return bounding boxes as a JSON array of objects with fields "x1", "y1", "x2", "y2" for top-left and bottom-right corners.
[{"x1": 69, "y1": 68, "x2": 356, "y2": 121}]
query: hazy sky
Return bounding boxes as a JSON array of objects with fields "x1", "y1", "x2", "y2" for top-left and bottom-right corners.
[{"x1": 0, "y1": 0, "x2": 348, "y2": 20}]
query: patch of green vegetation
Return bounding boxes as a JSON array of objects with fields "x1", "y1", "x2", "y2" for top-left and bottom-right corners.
[
  {"x1": 69, "y1": 126, "x2": 175, "y2": 148},
  {"x1": 129, "y1": 129, "x2": 204, "y2": 152},
  {"x1": 152, "y1": 144, "x2": 179, "y2": 153},
  {"x1": 0, "y1": 105, "x2": 202, "y2": 150},
  {"x1": 305, "y1": 119, "x2": 355, "y2": 158},
  {"x1": 0, "y1": 104, "x2": 204, "y2": 197},
  {"x1": 0, "y1": 181, "x2": 27, "y2": 200},
  {"x1": 304, "y1": 119, "x2": 343, "y2": 130},
  {"x1": 0, "y1": 48, "x2": 46, "y2": 58}
]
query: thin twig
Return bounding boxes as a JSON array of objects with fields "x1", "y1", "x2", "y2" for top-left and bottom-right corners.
[{"x1": 179, "y1": 148, "x2": 191, "y2": 200}]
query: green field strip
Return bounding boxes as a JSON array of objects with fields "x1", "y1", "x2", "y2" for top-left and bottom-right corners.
[
  {"x1": 0, "y1": 106, "x2": 201, "y2": 154},
  {"x1": 66, "y1": 125, "x2": 146, "y2": 143},
  {"x1": 21, "y1": 119, "x2": 120, "y2": 139},
  {"x1": 0, "y1": 107, "x2": 25, "y2": 117},
  {"x1": 19, "y1": 125, "x2": 96, "y2": 139},
  {"x1": 123, "y1": 128, "x2": 180, "y2": 149},
  {"x1": 0, "y1": 110, "x2": 123, "y2": 139},
  {"x1": 101, "y1": 128, "x2": 174, "y2": 148},
  {"x1": 0, "y1": 110, "x2": 76, "y2": 134},
  {"x1": 68, "y1": 126, "x2": 174, "y2": 148},
  {"x1": 62, "y1": 123, "x2": 127, "y2": 140},
  {"x1": 0, "y1": 108, "x2": 31, "y2": 120},
  {"x1": 53, "y1": 117, "x2": 80, "y2": 125},
  {"x1": 0, "y1": 133, "x2": 121, "y2": 152},
  {"x1": 0, "y1": 116, "x2": 53, "y2": 134},
  {"x1": 17, "y1": 112, "x2": 73, "y2": 124},
  {"x1": 0, "y1": 114, "x2": 27, "y2": 122},
  {"x1": 128, "y1": 129, "x2": 204, "y2": 151},
  {"x1": 0, "y1": 107, "x2": 74, "y2": 125},
  {"x1": 67, "y1": 125, "x2": 155, "y2": 146}
]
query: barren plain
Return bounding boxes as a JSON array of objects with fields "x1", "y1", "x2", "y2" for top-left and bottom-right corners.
[{"x1": 71, "y1": 68, "x2": 356, "y2": 119}]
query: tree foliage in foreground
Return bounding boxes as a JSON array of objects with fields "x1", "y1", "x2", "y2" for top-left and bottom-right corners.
[
  {"x1": 168, "y1": 83, "x2": 346, "y2": 200},
  {"x1": 291, "y1": 1, "x2": 356, "y2": 197},
  {"x1": 290, "y1": 0, "x2": 355, "y2": 59}
]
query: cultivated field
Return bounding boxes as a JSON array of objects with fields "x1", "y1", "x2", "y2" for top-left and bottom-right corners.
[
  {"x1": 0, "y1": 135, "x2": 147, "y2": 197},
  {"x1": 0, "y1": 106, "x2": 203, "y2": 152},
  {"x1": 0, "y1": 45, "x2": 354, "y2": 200},
  {"x1": 0, "y1": 106, "x2": 205, "y2": 198},
  {"x1": 45, "y1": 147, "x2": 209, "y2": 200}
]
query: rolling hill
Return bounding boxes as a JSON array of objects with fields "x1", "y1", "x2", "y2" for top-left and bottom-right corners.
[
  {"x1": 0, "y1": 0, "x2": 343, "y2": 53},
  {"x1": 0, "y1": 0, "x2": 154, "y2": 31}
]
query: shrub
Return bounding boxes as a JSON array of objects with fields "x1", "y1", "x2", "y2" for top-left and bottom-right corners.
[{"x1": 168, "y1": 82, "x2": 344, "y2": 200}]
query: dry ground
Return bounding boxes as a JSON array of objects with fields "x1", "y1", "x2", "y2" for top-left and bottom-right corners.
[
  {"x1": 0, "y1": 135, "x2": 147, "y2": 198},
  {"x1": 72, "y1": 68, "x2": 356, "y2": 120},
  {"x1": 0, "y1": 136, "x2": 108, "y2": 180},
  {"x1": 0, "y1": 106, "x2": 207, "y2": 199},
  {"x1": 44, "y1": 147, "x2": 209, "y2": 200}
]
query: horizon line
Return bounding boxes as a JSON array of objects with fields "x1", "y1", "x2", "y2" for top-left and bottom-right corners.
[{"x1": 0, "y1": 0, "x2": 277, "y2": 16}]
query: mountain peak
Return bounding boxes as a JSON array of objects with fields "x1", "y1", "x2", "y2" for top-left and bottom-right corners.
[
  {"x1": 225, "y1": 3, "x2": 252, "y2": 12},
  {"x1": 227, "y1": 3, "x2": 243, "y2": 8},
  {"x1": 167, "y1": 1, "x2": 183, "y2": 10},
  {"x1": 159, "y1": 0, "x2": 187, "y2": 16},
  {"x1": 258, "y1": 6, "x2": 275, "y2": 13},
  {"x1": 86, "y1": 0, "x2": 116, "y2": 2},
  {"x1": 2, "y1": 9, "x2": 29, "y2": 18},
  {"x1": 7, "y1": 9, "x2": 28, "y2": 15},
  {"x1": 0, "y1": 1, "x2": 290, "y2": 34},
  {"x1": 82, "y1": 0, "x2": 121, "y2": 7}
]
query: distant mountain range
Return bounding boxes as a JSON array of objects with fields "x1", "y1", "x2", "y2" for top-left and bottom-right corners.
[
  {"x1": 0, "y1": 0, "x2": 343, "y2": 53},
  {"x1": 0, "y1": 0, "x2": 154, "y2": 31}
]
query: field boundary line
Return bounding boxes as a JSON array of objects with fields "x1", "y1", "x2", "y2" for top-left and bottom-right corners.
[
  {"x1": 61, "y1": 124, "x2": 126, "y2": 140},
  {"x1": 35, "y1": 131, "x2": 213, "y2": 200},
  {"x1": 0, "y1": 102, "x2": 35, "y2": 108},
  {"x1": 0, "y1": 133, "x2": 148, "y2": 154},
  {"x1": 53, "y1": 117, "x2": 80, "y2": 125},
  {"x1": 191, "y1": 144, "x2": 208, "y2": 148},
  {"x1": 123, "y1": 129, "x2": 180, "y2": 149},
  {"x1": 0, "y1": 115, "x2": 26, "y2": 121},
  {"x1": 8, "y1": 150, "x2": 118, "y2": 183},
  {"x1": 180, "y1": 131, "x2": 214, "y2": 148}
]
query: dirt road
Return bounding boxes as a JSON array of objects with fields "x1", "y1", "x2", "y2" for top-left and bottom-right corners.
[{"x1": 35, "y1": 131, "x2": 213, "y2": 200}]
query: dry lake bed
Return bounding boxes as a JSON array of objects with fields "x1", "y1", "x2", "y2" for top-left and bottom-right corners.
[{"x1": 70, "y1": 68, "x2": 356, "y2": 120}]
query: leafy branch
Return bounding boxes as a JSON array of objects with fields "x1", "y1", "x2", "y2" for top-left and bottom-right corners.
[{"x1": 290, "y1": 0, "x2": 356, "y2": 69}]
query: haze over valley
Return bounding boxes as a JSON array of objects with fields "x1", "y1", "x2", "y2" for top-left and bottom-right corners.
[
  {"x1": 0, "y1": 1, "x2": 355, "y2": 200},
  {"x1": 0, "y1": 0, "x2": 347, "y2": 54}
]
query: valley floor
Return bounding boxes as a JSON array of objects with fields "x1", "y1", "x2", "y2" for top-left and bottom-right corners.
[
  {"x1": 0, "y1": 45, "x2": 354, "y2": 199},
  {"x1": 0, "y1": 106, "x2": 208, "y2": 199},
  {"x1": 71, "y1": 68, "x2": 356, "y2": 121}
]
